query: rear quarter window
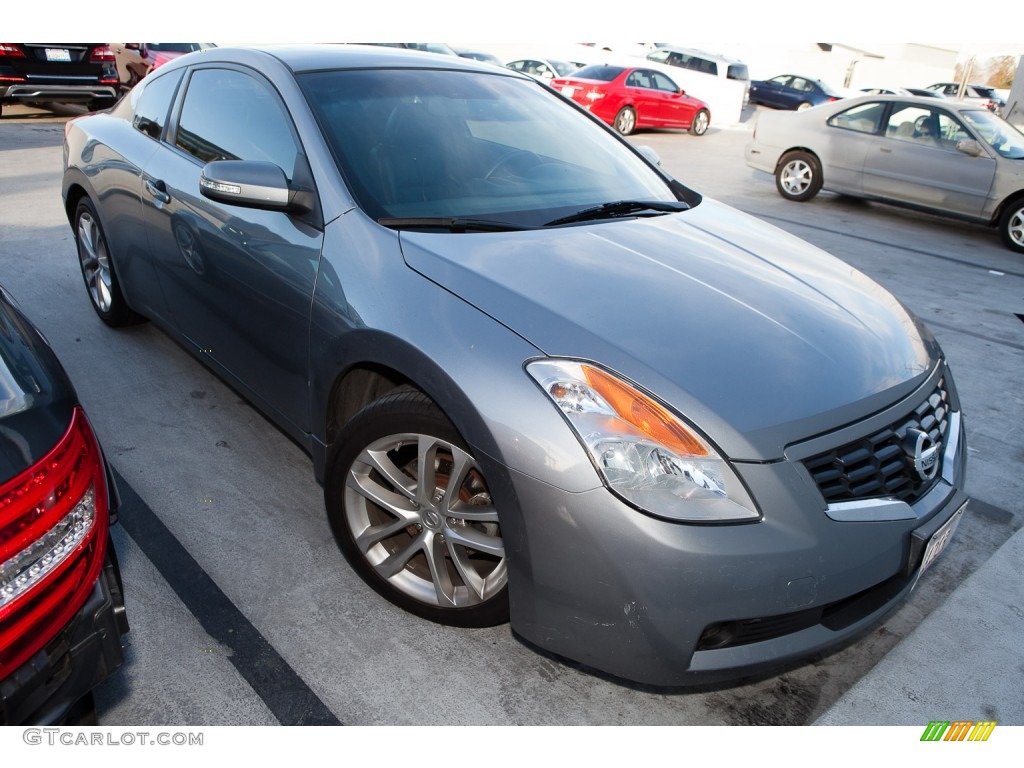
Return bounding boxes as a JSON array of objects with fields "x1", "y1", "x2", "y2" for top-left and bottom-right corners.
[
  {"x1": 827, "y1": 102, "x2": 884, "y2": 134},
  {"x1": 130, "y1": 69, "x2": 184, "y2": 140}
]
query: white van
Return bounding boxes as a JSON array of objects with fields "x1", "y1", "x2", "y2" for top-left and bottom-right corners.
[{"x1": 646, "y1": 46, "x2": 749, "y2": 124}]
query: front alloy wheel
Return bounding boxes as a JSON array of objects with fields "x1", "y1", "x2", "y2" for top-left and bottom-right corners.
[
  {"x1": 690, "y1": 109, "x2": 710, "y2": 136},
  {"x1": 327, "y1": 390, "x2": 508, "y2": 627},
  {"x1": 999, "y1": 200, "x2": 1024, "y2": 253}
]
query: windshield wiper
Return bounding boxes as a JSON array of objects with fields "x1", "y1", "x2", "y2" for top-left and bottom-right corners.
[
  {"x1": 377, "y1": 216, "x2": 535, "y2": 232},
  {"x1": 544, "y1": 200, "x2": 690, "y2": 227}
]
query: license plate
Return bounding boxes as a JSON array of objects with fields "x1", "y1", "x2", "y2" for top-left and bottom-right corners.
[
  {"x1": 912, "y1": 503, "x2": 966, "y2": 589},
  {"x1": 45, "y1": 48, "x2": 72, "y2": 62}
]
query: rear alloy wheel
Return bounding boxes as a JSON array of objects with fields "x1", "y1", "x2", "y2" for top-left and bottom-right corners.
[
  {"x1": 797, "y1": 101, "x2": 812, "y2": 111},
  {"x1": 326, "y1": 389, "x2": 508, "y2": 627},
  {"x1": 998, "y1": 200, "x2": 1024, "y2": 253},
  {"x1": 775, "y1": 151, "x2": 823, "y2": 202},
  {"x1": 613, "y1": 106, "x2": 637, "y2": 136},
  {"x1": 74, "y1": 198, "x2": 143, "y2": 326},
  {"x1": 689, "y1": 109, "x2": 710, "y2": 136}
]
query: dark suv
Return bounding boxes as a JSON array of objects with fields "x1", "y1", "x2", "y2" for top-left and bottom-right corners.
[{"x1": 0, "y1": 43, "x2": 119, "y2": 117}]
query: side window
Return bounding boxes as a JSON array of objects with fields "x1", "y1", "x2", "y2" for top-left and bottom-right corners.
[
  {"x1": 647, "y1": 50, "x2": 670, "y2": 64},
  {"x1": 174, "y1": 68, "x2": 299, "y2": 176},
  {"x1": 791, "y1": 78, "x2": 813, "y2": 92},
  {"x1": 626, "y1": 71, "x2": 653, "y2": 89},
  {"x1": 651, "y1": 72, "x2": 679, "y2": 93},
  {"x1": 507, "y1": 60, "x2": 525, "y2": 72},
  {"x1": 131, "y1": 69, "x2": 183, "y2": 140},
  {"x1": 885, "y1": 104, "x2": 952, "y2": 148},
  {"x1": 768, "y1": 76, "x2": 790, "y2": 87},
  {"x1": 827, "y1": 102, "x2": 884, "y2": 134}
]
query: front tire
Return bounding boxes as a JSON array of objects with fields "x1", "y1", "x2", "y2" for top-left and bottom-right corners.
[
  {"x1": 775, "y1": 151, "x2": 823, "y2": 202},
  {"x1": 74, "y1": 198, "x2": 143, "y2": 326},
  {"x1": 998, "y1": 199, "x2": 1024, "y2": 253},
  {"x1": 326, "y1": 389, "x2": 509, "y2": 627},
  {"x1": 689, "y1": 109, "x2": 710, "y2": 136},
  {"x1": 613, "y1": 106, "x2": 636, "y2": 136}
]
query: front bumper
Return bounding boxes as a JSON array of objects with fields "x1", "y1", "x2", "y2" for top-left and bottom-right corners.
[
  {"x1": 499, "y1": 370, "x2": 968, "y2": 686},
  {"x1": 0, "y1": 540, "x2": 129, "y2": 725}
]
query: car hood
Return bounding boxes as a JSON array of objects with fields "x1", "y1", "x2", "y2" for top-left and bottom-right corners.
[{"x1": 399, "y1": 199, "x2": 940, "y2": 459}]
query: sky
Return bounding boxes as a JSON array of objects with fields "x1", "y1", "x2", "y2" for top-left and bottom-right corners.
[{"x1": 6, "y1": 0, "x2": 1023, "y2": 55}]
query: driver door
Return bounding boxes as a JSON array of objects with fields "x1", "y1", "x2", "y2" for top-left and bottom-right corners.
[{"x1": 861, "y1": 104, "x2": 996, "y2": 217}]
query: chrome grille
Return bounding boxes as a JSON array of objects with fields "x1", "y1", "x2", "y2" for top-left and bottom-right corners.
[{"x1": 804, "y1": 378, "x2": 950, "y2": 504}]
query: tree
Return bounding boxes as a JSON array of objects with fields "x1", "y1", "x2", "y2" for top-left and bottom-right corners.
[{"x1": 984, "y1": 56, "x2": 1018, "y2": 89}]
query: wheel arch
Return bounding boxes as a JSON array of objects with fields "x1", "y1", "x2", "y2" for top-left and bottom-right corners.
[
  {"x1": 62, "y1": 171, "x2": 95, "y2": 227},
  {"x1": 313, "y1": 334, "x2": 508, "y2": 488},
  {"x1": 992, "y1": 189, "x2": 1024, "y2": 226}
]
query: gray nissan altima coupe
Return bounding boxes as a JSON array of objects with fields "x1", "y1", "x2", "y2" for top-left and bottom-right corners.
[{"x1": 61, "y1": 45, "x2": 967, "y2": 685}]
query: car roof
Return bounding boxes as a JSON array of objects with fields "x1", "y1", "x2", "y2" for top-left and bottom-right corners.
[
  {"x1": 822, "y1": 93, "x2": 994, "y2": 113},
  {"x1": 157, "y1": 44, "x2": 526, "y2": 79}
]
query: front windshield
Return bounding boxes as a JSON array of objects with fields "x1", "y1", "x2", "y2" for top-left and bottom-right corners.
[
  {"x1": 961, "y1": 109, "x2": 1024, "y2": 159},
  {"x1": 298, "y1": 68, "x2": 680, "y2": 223}
]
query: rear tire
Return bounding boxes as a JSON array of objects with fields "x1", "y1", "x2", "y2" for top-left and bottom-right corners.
[
  {"x1": 775, "y1": 151, "x2": 823, "y2": 202},
  {"x1": 613, "y1": 106, "x2": 636, "y2": 136},
  {"x1": 74, "y1": 198, "x2": 144, "y2": 326}
]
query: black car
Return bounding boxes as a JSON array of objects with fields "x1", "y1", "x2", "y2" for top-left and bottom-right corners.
[
  {"x1": 0, "y1": 284, "x2": 128, "y2": 725},
  {"x1": 748, "y1": 73, "x2": 843, "y2": 110},
  {"x1": 0, "y1": 43, "x2": 119, "y2": 117}
]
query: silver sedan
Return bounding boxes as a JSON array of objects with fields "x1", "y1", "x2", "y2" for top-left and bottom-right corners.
[{"x1": 745, "y1": 94, "x2": 1024, "y2": 253}]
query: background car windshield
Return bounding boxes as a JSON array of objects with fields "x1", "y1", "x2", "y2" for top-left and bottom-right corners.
[
  {"x1": 298, "y1": 69, "x2": 676, "y2": 222},
  {"x1": 960, "y1": 110, "x2": 1024, "y2": 159}
]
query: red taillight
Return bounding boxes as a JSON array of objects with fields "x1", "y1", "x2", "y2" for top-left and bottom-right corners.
[
  {"x1": 90, "y1": 45, "x2": 115, "y2": 62},
  {"x1": 0, "y1": 43, "x2": 26, "y2": 58},
  {"x1": 0, "y1": 406, "x2": 109, "y2": 676}
]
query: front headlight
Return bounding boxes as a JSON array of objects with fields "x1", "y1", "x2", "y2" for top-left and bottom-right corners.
[{"x1": 527, "y1": 359, "x2": 759, "y2": 523}]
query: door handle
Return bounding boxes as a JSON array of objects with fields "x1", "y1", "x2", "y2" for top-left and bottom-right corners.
[
  {"x1": 145, "y1": 178, "x2": 171, "y2": 204},
  {"x1": 879, "y1": 147, "x2": 893, "y2": 153}
]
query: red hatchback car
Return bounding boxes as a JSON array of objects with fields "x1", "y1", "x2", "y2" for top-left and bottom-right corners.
[{"x1": 551, "y1": 64, "x2": 711, "y2": 136}]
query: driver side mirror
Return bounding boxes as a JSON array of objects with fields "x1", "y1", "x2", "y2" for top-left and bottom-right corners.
[
  {"x1": 679, "y1": 88, "x2": 687, "y2": 96},
  {"x1": 955, "y1": 139, "x2": 985, "y2": 157},
  {"x1": 200, "y1": 160, "x2": 313, "y2": 214}
]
